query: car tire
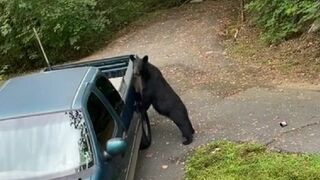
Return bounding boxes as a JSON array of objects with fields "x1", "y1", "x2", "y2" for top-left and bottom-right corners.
[{"x1": 140, "y1": 111, "x2": 151, "y2": 150}]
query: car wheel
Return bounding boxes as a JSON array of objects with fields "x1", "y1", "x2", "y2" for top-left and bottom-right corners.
[{"x1": 140, "y1": 111, "x2": 151, "y2": 150}]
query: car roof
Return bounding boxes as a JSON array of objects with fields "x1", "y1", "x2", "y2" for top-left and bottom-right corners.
[{"x1": 0, "y1": 67, "x2": 97, "y2": 120}]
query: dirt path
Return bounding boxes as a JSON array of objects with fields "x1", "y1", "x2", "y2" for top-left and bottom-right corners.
[{"x1": 84, "y1": 1, "x2": 320, "y2": 179}]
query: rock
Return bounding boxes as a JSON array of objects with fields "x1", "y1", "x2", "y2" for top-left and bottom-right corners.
[
  {"x1": 161, "y1": 165, "x2": 168, "y2": 169},
  {"x1": 280, "y1": 121, "x2": 288, "y2": 127}
]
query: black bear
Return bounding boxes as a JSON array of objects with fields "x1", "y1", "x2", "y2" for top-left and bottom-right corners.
[{"x1": 131, "y1": 55, "x2": 195, "y2": 145}]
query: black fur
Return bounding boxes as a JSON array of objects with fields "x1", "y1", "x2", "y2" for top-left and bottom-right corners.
[{"x1": 131, "y1": 55, "x2": 195, "y2": 145}]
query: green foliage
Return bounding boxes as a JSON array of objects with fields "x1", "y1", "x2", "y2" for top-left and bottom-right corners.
[
  {"x1": 0, "y1": 0, "x2": 106, "y2": 73},
  {"x1": 0, "y1": 0, "x2": 184, "y2": 74},
  {"x1": 185, "y1": 141, "x2": 320, "y2": 180},
  {"x1": 246, "y1": 0, "x2": 320, "y2": 43},
  {"x1": 94, "y1": 0, "x2": 184, "y2": 32}
]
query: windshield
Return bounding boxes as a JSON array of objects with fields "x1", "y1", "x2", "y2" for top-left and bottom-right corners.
[{"x1": 0, "y1": 110, "x2": 94, "y2": 179}]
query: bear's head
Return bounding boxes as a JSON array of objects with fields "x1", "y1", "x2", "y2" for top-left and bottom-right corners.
[{"x1": 130, "y1": 55, "x2": 149, "y2": 76}]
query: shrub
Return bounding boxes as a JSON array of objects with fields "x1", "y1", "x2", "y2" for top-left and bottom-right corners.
[
  {"x1": 0, "y1": 0, "x2": 106, "y2": 74},
  {"x1": 97, "y1": 0, "x2": 184, "y2": 30},
  {"x1": 246, "y1": 0, "x2": 320, "y2": 43}
]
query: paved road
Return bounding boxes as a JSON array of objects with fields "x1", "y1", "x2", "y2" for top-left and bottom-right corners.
[{"x1": 83, "y1": 1, "x2": 320, "y2": 179}]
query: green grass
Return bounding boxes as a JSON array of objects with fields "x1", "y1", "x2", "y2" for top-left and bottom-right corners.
[{"x1": 185, "y1": 141, "x2": 320, "y2": 180}]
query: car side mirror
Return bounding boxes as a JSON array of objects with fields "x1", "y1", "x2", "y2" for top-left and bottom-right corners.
[{"x1": 104, "y1": 138, "x2": 127, "y2": 160}]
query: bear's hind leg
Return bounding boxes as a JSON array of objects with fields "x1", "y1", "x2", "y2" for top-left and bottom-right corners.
[{"x1": 168, "y1": 110, "x2": 194, "y2": 145}]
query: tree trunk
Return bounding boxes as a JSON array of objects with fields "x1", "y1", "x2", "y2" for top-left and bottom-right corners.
[{"x1": 240, "y1": 0, "x2": 245, "y2": 22}]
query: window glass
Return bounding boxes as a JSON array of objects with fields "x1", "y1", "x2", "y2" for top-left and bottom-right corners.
[
  {"x1": 0, "y1": 110, "x2": 93, "y2": 179},
  {"x1": 87, "y1": 93, "x2": 114, "y2": 146}
]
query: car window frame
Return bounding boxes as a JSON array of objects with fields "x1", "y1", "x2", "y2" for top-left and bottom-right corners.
[{"x1": 93, "y1": 75, "x2": 126, "y2": 132}]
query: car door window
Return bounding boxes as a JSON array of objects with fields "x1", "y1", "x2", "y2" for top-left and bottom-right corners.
[
  {"x1": 96, "y1": 77, "x2": 124, "y2": 116},
  {"x1": 87, "y1": 93, "x2": 115, "y2": 148}
]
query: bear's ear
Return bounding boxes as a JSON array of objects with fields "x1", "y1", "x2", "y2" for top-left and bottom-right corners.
[
  {"x1": 129, "y1": 55, "x2": 136, "y2": 61},
  {"x1": 142, "y1": 55, "x2": 148, "y2": 63}
]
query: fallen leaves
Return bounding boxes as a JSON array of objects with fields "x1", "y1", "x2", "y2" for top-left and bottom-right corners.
[{"x1": 146, "y1": 153, "x2": 154, "y2": 158}]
